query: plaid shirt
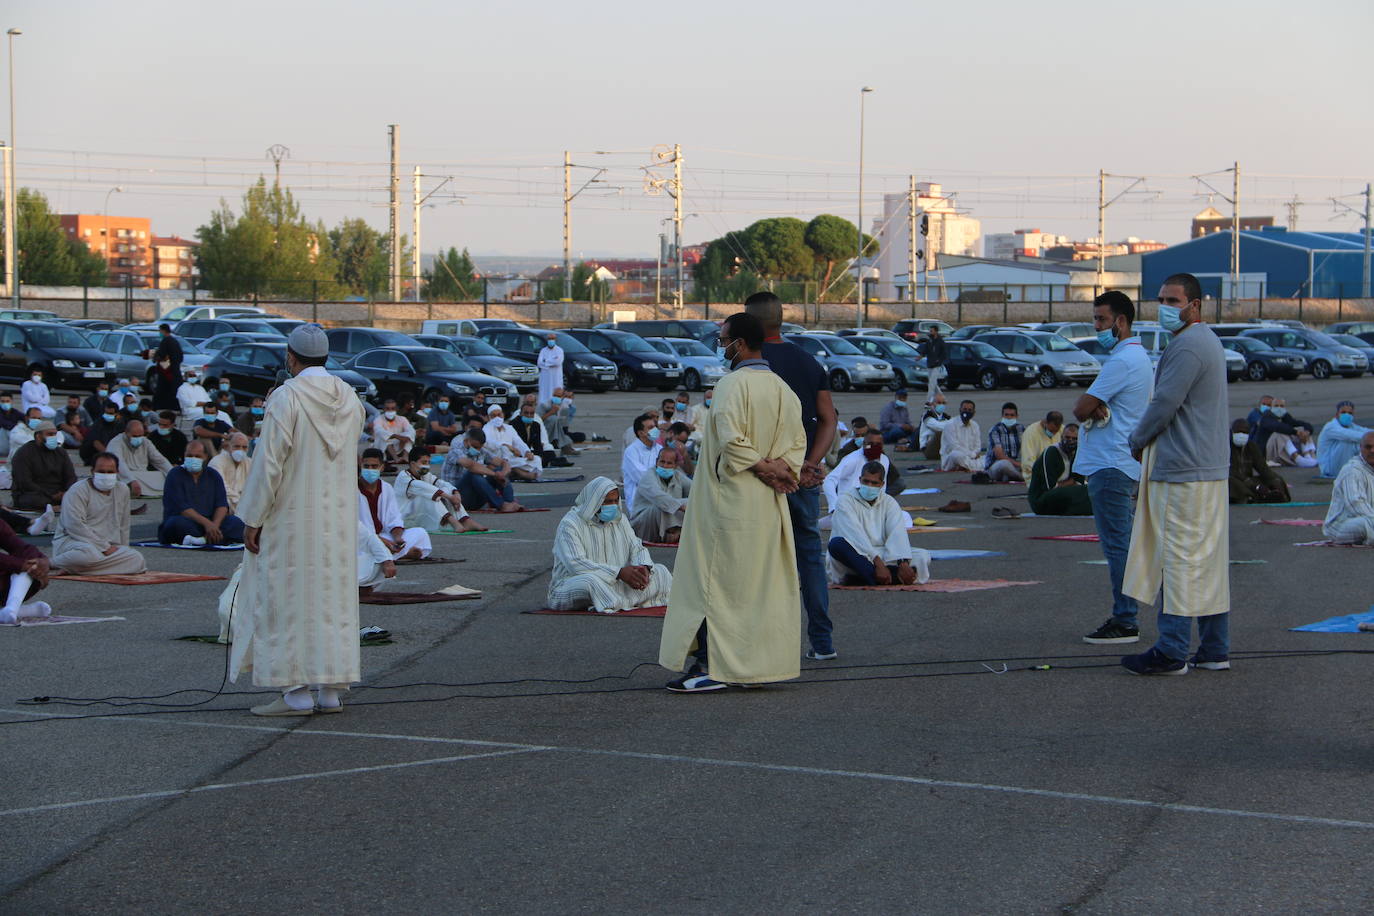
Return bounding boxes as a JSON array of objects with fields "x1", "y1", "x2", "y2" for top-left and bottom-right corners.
[{"x1": 985, "y1": 422, "x2": 1023, "y2": 469}]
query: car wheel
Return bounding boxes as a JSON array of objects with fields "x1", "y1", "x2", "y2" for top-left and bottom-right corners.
[
  {"x1": 977, "y1": 369, "x2": 998, "y2": 390},
  {"x1": 616, "y1": 369, "x2": 637, "y2": 391},
  {"x1": 684, "y1": 369, "x2": 701, "y2": 391},
  {"x1": 829, "y1": 369, "x2": 851, "y2": 392},
  {"x1": 1246, "y1": 361, "x2": 1267, "y2": 382},
  {"x1": 1311, "y1": 360, "x2": 1331, "y2": 380},
  {"x1": 1037, "y1": 367, "x2": 1058, "y2": 388},
  {"x1": 890, "y1": 370, "x2": 906, "y2": 391}
]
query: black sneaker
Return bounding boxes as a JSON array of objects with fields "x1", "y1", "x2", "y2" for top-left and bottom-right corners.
[
  {"x1": 666, "y1": 673, "x2": 727, "y2": 693},
  {"x1": 1189, "y1": 653, "x2": 1231, "y2": 671},
  {"x1": 1082, "y1": 619, "x2": 1140, "y2": 645},
  {"x1": 804, "y1": 649, "x2": 838, "y2": 661},
  {"x1": 1120, "y1": 647, "x2": 1188, "y2": 676}
]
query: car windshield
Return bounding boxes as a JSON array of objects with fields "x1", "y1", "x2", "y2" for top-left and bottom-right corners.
[
  {"x1": 225, "y1": 321, "x2": 279, "y2": 336},
  {"x1": 1231, "y1": 337, "x2": 1268, "y2": 352},
  {"x1": 645, "y1": 339, "x2": 674, "y2": 355},
  {"x1": 967, "y1": 342, "x2": 1003, "y2": 359},
  {"x1": 456, "y1": 338, "x2": 502, "y2": 357},
  {"x1": 670, "y1": 339, "x2": 715, "y2": 357},
  {"x1": 371, "y1": 329, "x2": 417, "y2": 346},
  {"x1": 816, "y1": 336, "x2": 862, "y2": 355},
  {"x1": 27, "y1": 325, "x2": 92, "y2": 349},
  {"x1": 325, "y1": 355, "x2": 345, "y2": 370},
  {"x1": 608, "y1": 332, "x2": 659, "y2": 354},
  {"x1": 553, "y1": 333, "x2": 592, "y2": 354},
  {"x1": 1333, "y1": 334, "x2": 1369, "y2": 348},
  {"x1": 410, "y1": 350, "x2": 475, "y2": 373},
  {"x1": 1037, "y1": 334, "x2": 1079, "y2": 352}
]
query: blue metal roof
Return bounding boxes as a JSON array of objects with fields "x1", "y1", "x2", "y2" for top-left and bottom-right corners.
[{"x1": 1143, "y1": 228, "x2": 1371, "y2": 298}]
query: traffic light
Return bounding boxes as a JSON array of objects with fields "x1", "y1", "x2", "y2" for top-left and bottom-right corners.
[{"x1": 920, "y1": 214, "x2": 929, "y2": 236}]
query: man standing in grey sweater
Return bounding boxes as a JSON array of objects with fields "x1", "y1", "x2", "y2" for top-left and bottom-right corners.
[{"x1": 1120, "y1": 273, "x2": 1232, "y2": 676}]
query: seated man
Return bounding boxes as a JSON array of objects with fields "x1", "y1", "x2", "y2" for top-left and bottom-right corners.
[
  {"x1": 356, "y1": 519, "x2": 398, "y2": 595},
  {"x1": 825, "y1": 427, "x2": 904, "y2": 513},
  {"x1": 1318, "y1": 401, "x2": 1370, "y2": 477},
  {"x1": 827, "y1": 461, "x2": 930, "y2": 586},
  {"x1": 149, "y1": 410, "x2": 189, "y2": 466},
  {"x1": 0, "y1": 391, "x2": 22, "y2": 457},
  {"x1": 1245, "y1": 394, "x2": 1274, "y2": 434},
  {"x1": 207, "y1": 431, "x2": 252, "y2": 513},
  {"x1": 21, "y1": 368, "x2": 54, "y2": 419},
  {"x1": 879, "y1": 389, "x2": 916, "y2": 447},
  {"x1": 835, "y1": 417, "x2": 867, "y2": 462},
  {"x1": 1019, "y1": 410, "x2": 1063, "y2": 480},
  {"x1": 357, "y1": 448, "x2": 433, "y2": 561},
  {"x1": 940, "y1": 400, "x2": 982, "y2": 472},
  {"x1": 1027, "y1": 423, "x2": 1092, "y2": 516},
  {"x1": 547, "y1": 476, "x2": 672, "y2": 614},
  {"x1": 372, "y1": 398, "x2": 415, "y2": 463},
  {"x1": 629, "y1": 446, "x2": 691, "y2": 543},
  {"x1": 620, "y1": 414, "x2": 663, "y2": 513},
  {"x1": 11, "y1": 421, "x2": 77, "y2": 512},
  {"x1": 78, "y1": 402, "x2": 125, "y2": 466},
  {"x1": 192, "y1": 404, "x2": 233, "y2": 458},
  {"x1": 538, "y1": 387, "x2": 576, "y2": 456},
  {"x1": 0, "y1": 514, "x2": 53, "y2": 625},
  {"x1": 105, "y1": 418, "x2": 174, "y2": 499},
  {"x1": 985, "y1": 402, "x2": 1025, "y2": 482},
  {"x1": 1255, "y1": 396, "x2": 1313, "y2": 455},
  {"x1": 1274, "y1": 425, "x2": 1318, "y2": 468},
  {"x1": 395, "y1": 445, "x2": 485, "y2": 532},
  {"x1": 159, "y1": 441, "x2": 246, "y2": 546},
  {"x1": 1228, "y1": 418, "x2": 1291, "y2": 504},
  {"x1": 918, "y1": 396, "x2": 949, "y2": 461},
  {"x1": 461, "y1": 391, "x2": 490, "y2": 428},
  {"x1": 59, "y1": 394, "x2": 93, "y2": 449},
  {"x1": 10, "y1": 407, "x2": 43, "y2": 455},
  {"x1": 51, "y1": 453, "x2": 147, "y2": 575},
  {"x1": 235, "y1": 396, "x2": 266, "y2": 438},
  {"x1": 423, "y1": 395, "x2": 461, "y2": 447},
  {"x1": 484, "y1": 405, "x2": 542, "y2": 481},
  {"x1": 440, "y1": 429, "x2": 523, "y2": 513},
  {"x1": 176, "y1": 369, "x2": 211, "y2": 436},
  {"x1": 513, "y1": 400, "x2": 563, "y2": 468},
  {"x1": 1323, "y1": 431, "x2": 1374, "y2": 545}
]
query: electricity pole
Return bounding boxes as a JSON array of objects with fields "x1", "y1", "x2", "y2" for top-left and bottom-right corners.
[
  {"x1": 1332, "y1": 183, "x2": 1373, "y2": 298},
  {"x1": 1097, "y1": 169, "x2": 1106, "y2": 294},
  {"x1": 856, "y1": 86, "x2": 873, "y2": 325},
  {"x1": 266, "y1": 144, "x2": 289, "y2": 188},
  {"x1": 412, "y1": 166, "x2": 421, "y2": 302},
  {"x1": 907, "y1": 175, "x2": 917, "y2": 311},
  {"x1": 1, "y1": 142, "x2": 11, "y2": 307},
  {"x1": 563, "y1": 151, "x2": 572, "y2": 307},
  {"x1": 1231, "y1": 161, "x2": 1240, "y2": 306},
  {"x1": 673, "y1": 143, "x2": 683, "y2": 314},
  {"x1": 388, "y1": 124, "x2": 400, "y2": 303}
]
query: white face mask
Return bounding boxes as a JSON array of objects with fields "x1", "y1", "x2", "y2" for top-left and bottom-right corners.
[
  {"x1": 92, "y1": 472, "x2": 119, "y2": 491},
  {"x1": 491, "y1": 417, "x2": 504, "y2": 428},
  {"x1": 384, "y1": 410, "x2": 397, "y2": 420},
  {"x1": 1232, "y1": 432, "x2": 1250, "y2": 448},
  {"x1": 230, "y1": 449, "x2": 247, "y2": 463}
]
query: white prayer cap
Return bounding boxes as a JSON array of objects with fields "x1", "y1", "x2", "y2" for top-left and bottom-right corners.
[
  {"x1": 287, "y1": 324, "x2": 330, "y2": 358},
  {"x1": 487, "y1": 405, "x2": 504, "y2": 416}
]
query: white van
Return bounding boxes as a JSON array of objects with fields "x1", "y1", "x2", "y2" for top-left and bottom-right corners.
[
  {"x1": 420, "y1": 319, "x2": 481, "y2": 338},
  {"x1": 159, "y1": 304, "x2": 268, "y2": 322}
]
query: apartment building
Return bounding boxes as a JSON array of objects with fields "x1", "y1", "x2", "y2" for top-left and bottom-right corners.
[{"x1": 59, "y1": 213, "x2": 154, "y2": 287}]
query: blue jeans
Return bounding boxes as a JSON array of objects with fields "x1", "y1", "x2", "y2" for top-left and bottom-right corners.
[
  {"x1": 456, "y1": 471, "x2": 514, "y2": 510},
  {"x1": 159, "y1": 514, "x2": 245, "y2": 544},
  {"x1": 788, "y1": 485, "x2": 833, "y2": 654},
  {"x1": 1087, "y1": 467, "x2": 1137, "y2": 625},
  {"x1": 1155, "y1": 610, "x2": 1229, "y2": 662},
  {"x1": 881, "y1": 425, "x2": 911, "y2": 444},
  {"x1": 827, "y1": 537, "x2": 900, "y2": 586}
]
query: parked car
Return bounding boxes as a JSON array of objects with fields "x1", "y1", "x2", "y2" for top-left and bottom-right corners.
[
  {"x1": 346, "y1": 346, "x2": 514, "y2": 408},
  {"x1": 891, "y1": 319, "x2": 954, "y2": 343},
  {"x1": 1328, "y1": 334, "x2": 1374, "y2": 375},
  {"x1": 563, "y1": 328, "x2": 683, "y2": 391},
  {"x1": 205, "y1": 342, "x2": 375, "y2": 402},
  {"x1": 64, "y1": 318, "x2": 121, "y2": 332},
  {"x1": 846, "y1": 336, "x2": 928, "y2": 390},
  {"x1": 1217, "y1": 335, "x2": 1303, "y2": 381},
  {"x1": 174, "y1": 317, "x2": 288, "y2": 344},
  {"x1": 323, "y1": 327, "x2": 422, "y2": 362},
  {"x1": 87, "y1": 329, "x2": 213, "y2": 385},
  {"x1": 784, "y1": 333, "x2": 893, "y2": 392},
  {"x1": 160, "y1": 305, "x2": 267, "y2": 323},
  {"x1": 594, "y1": 318, "x2": 721, "y2": 350},
  {"x1": 199, "y1": 332, "x2": 285, "y2": 353},
  {"x1": 1325, "y1": 321, "x2": 1374, "y2": 336},
  {"x1": 780, "y1": 322, "x2": 807, "y2": 335},
  {"x1": 941, "y1": 340, "x2": 1036, "y2": 390},
  {"x1": 423, "y1": 335, "x2": 540, "y2": 391},
  {"x1": 1238, "y1": 327, "x2": 1369, "y2": 379},
  {"x1": 1067, "y1": 336, "x2": 1111, "y2": 365},
  {"x1": 1032, "y1": 321, "x2": 1095, "y2": 339},
  {"x1": 475, "y1": 328, "x2": 617, "y2": 392},
  {"x1": 0, "y1": 320, "x2": 117, "y2": 388},
  {"x1": 947, "y1": 324, "x2": 996, "y2": 340},
  {"x1": 257, "y1": 318, "x2": 308, "y2": 336},
  {"x1": 835, "y1": 327, "x2": 903, "y2": 340},
  {"x1": 971, "y1": 329, "x2": 1101, "y2": 388},
  {"x1": 0, "y1": 308, "x2": 61, "y2": 322},
  {"x1": 419, "y1": 318, "x2": 528, "y2": 337},
  {"x1": 642, "y1": 337, "x2": 727, "y2": 391}
]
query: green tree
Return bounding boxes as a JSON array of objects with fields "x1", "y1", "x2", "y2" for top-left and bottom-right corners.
[
  {"x1": 539, "y1": 261, "x2": 607, "y2": 302},
  {"x1": 805, "y1": 214, "x2": 855, "y2": 299},
  {"x1": 425, "y1": 246, "x2": 481, "y2": 300},
  {"x1": 741, "y1": 217, "x2": 814, "y2": 280},
  {"x1": 1, "y1": 189, "x2": 81, "y2": 285},
  {"x1": 329, "y1": 218, "x2": 386, "y2": 295},
  {"x1": 67, "y1": 237, "x2": 109, "y2": 286}
]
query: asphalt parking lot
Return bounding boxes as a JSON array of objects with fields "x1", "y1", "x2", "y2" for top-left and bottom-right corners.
[{"x1": 3, "y1": 371, "x2": 1373, "y2": 914}]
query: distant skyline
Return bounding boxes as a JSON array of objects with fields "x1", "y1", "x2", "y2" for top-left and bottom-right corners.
[{"x1": 8, "y1": 0, "x2": 1371, "y2": 260}]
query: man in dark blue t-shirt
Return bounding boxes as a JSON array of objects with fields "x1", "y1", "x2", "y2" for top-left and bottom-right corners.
[{"x1": 747, "y1": 292, "x2": 839, "y2": 660}]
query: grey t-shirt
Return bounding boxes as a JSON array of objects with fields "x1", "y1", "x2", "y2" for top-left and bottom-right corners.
[{"x1": 1128, "y1": 322, "x2": 1229, "y2": 482}]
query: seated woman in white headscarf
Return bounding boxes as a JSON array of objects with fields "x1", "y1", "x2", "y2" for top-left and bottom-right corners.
[
  {"x1": 357, "y1": 448, "x2": 432, "y2": 560},
  {"x1": 629, "y1": 446, "x2": 691, "y2": 543},
  {"x1": 483, "y1": 405, "x2": 542, "y2": 481},
  {"x1": 394, "y1": 446, "x2": 486, "y2": 532},
  {"x1": 548, "y1": 475, "x2": 672, "y2": 614},
  {"x1": 826, "y1": 461, "x2": 931, "y2": 586}
]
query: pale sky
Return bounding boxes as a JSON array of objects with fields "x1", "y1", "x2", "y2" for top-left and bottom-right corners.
[{"x1": 9, "y1": 0, "x2": 1372, "y2": 262}]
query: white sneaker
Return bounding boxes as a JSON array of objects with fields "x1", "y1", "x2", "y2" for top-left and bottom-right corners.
[{"x1": 182, "y1": 535, "x2": 208, "y2": 547}]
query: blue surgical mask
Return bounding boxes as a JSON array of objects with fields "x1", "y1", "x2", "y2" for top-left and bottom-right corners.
[
  {"x1": 118, "y1": 386, "x2": 130, "y2": 395},
  {"x1": 466, "y1": 446, "x2": 481, "y2": 458},
  {"x1": 655, "y1": 466, "x2": 675, "y2": 481},
  {"x1": 102, "y1": 413, "x2": 116, "y2": 422},
  {"x1": 933, "y1": 404, "x2": 946, "y2": 416},
  {"x1": 1158, "y1": 304, "x2": 1184, "y2": 332},
  {"x1": 360, "y1": 468, "x2": 382, "y2": 484},
  {"x1": 1001, "y1": 417, "x2": 1018, "y2": 428},
  {"x1": 893, "y1": 400, "x2": 906, "y2": 409},
  {"x1": 1258, "y1": 404, "x2": 1270, "y2": 414},
  {"x1": 703, "y1": 399, "x2": 711, "y2": 408},
  {"x1": 437, "y1": 401, "x2": 450, "y2": 411},
  {"x1": 27, "y1": 418, "x2": 40, "y2": 429},
  {"x1": 43, "y1": 435, "x2": 61, "y2": 450},
  {"x1": 157, "y1": 426, "x2": 172, "y2": 435},
  {"x1": 857, "y1": 484, "x2": 881, "y2": 502},
  {"x1": 1271, "y1": 407, "x2": 1287, "y2": 418},
  {"x1": 546, "y1": 339, "x2": 557, "y2": 348},
  {"x1": 129, "y1": 436, "x2": 145, "y2": 448},
  {"x1": 1338, "y1": 413, "x2": 1355, "y2": 428},
  {"x1": 251, "y1": 406, "x2": 265, "y2": 416},
  {"x1": 1096, "y1": 328, "x2": 1118, "y2": 350},
  {"x1": 520, "y1": 415, "x2": 534, "y2": 423},
  {"x1": 183, "y1": 457, "x2": 204, "y2": 473},
  {"x1": 550, "y1": 396, "x2": 562, "y2": 404},
  {"x1": 597, "y1": 505, "x2": 619, "y2": 523}
]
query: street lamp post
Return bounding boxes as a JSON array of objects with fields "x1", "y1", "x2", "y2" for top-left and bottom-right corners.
[
  {"x1": 104, "y1": 186, "x2": 123, "y2": 285},
  {"x1": 856, "y1": 86, "x2": 873, "y2": 326},
  {"x1": 4, "y1": 27, "x2": 19, "y2": 308}
]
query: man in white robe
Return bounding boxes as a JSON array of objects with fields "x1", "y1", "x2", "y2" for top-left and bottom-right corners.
[
  {"x1": 548, "y1": 476, "x2": 673, "y2": 614},
  {"x1": 1323, "y1": 432, "x2": 1374, "y2": 545},
  {"x1": 51, "y1": 453, "x2": 147, "y2": 575},
  {"x1": 659, "y1": 312, "x2": 807, "y2": 692},
  {"x1": 826, "y1": 461, "x2": 930, "y2": 586},
  {"x1": 484, "y1": 405, "x2": 542, "y2": 481},
  {"x1": 620, "y1": 414, "x2": 662, "y2": 514},
  {"x1": 536, "y1": 333, "x2": 564, "y2": 406},
  {"x1": 630, "y1": 447, "x2": 691, "y2": 543},
  {"x1": 358, "y1": 448, "x2": 433, "y2": 560},
  {"x1": 105, "y1": 419, "x2": 173, "y2": 499},
  {"x1": 357, "y1": 519, "x2": 397, "y2": 592},
  {"x1": 538, "y1": 388, "x2": 575, "y2": 455},
  {"x1": 394, "y1": 446, "x2": 485, "y2": 532},
  {"x1": 21, "y1": 370, "x2": 54, "y2": 419},
  {"x1": 230, "y1": 325, "x2": 367, "y2": 716},
  {"x1": 940, "y1": 400, "x2": 983, "y2": 471},
  {"x1": 824, "y1": 428, "x2": 892, "y2": 514},
  {"x1": 207, "y1": 431, "x2": 252, "y2": 513},
  {"x1": 371, "y1": 398, "x2": 415, "y2": 464},
  {"x1": 176, "y1": 369, "x2": 211, "y2": 436}
]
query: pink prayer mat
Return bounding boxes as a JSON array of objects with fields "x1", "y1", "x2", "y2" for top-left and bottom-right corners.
[
  {"x1": 52, "y1": 571, "x2": 226, "y2": 586},
  {"x1": 954, "y1": 479, "x2": 1026, "y2": 486},
  {"x1": 1294, "y1": 540, "x2": 1374, "y2": 548},
  {"x1": 831, "y1": 579, "x2": 1042, "y2": 593},
  {"x1": 641, "y1": 541, "x2": 679, "y2": 549},
  {"x1": 471, "y1": 506, "x2": 551, "y2": 513},
  {"x1": 2, "y1": 614, "x2": 125, "y2": 627},
  {"x1": 1027, "y1": 534, "x2": 1099, "y2": 542},
  {"x1": 1259, "y1": 518, "x2": 1323, "y2": 527},
  {"x1": 523, "y1": 605, "x2": 668, "y2": 618},
  {"x1": 359, "y1": 591, "x2": 482, "y2": 605}
]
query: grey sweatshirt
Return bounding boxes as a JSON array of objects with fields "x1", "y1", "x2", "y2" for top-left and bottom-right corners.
[{"x1": 1128, "y1": 322, "x2": 1229, "y2": 482}]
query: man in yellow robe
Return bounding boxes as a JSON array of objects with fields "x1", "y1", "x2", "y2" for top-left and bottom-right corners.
[{"x1": 659, "y1": 312, "x2": 807, "y2": 692}]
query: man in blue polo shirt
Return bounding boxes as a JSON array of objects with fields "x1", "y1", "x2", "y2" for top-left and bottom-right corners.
[
  {"x1": 746, "y1": 292, "x2": 839, "y2": 661},
  {"x1": 1073, "y1": 290, "x2": 1153, "y2": 645}
]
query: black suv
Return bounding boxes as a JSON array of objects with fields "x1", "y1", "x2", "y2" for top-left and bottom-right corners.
[
  {"x1": 324, "y1": 327, "x2": 422, "y2": 362},
  {"x1": 564, "y1": 328, "x2": 683, "y2": 391},
  {"x1": 594, "y1": 318, "x2": 720, "y2": 350},
  {"x1": 474, "y1": 328, "x2": 618, "y2": 392},
  {"x1": 172, "y1": 317, "x2": 288, "y2": 344},
  {"x1": 0, "y1": 320, "x2": 116, "y2": 388}
]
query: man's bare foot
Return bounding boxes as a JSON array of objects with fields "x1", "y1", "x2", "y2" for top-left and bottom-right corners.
[
  {"x1": 499, "y1": 502, "x2": 522, "y2": 513},
  {"x1": 664, "y1": 527, "x2": 681, "y2": 544},
  {"x1": 457, "y1": 516, "x2": 488, "y2": 532},
  {"x1": 873, "y1": 557, "x2": 892, "y2": 585}
]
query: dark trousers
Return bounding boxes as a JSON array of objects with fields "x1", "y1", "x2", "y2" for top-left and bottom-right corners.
[
  {"x1": 159, "y1": 514, "x2": 246, "y2": 544},
  {"x1": 827, "y1": 537, "x2": 901, "y2": 586},
  {"x1": 456, "y1": 471, "x2": 514, "y2": 510}
]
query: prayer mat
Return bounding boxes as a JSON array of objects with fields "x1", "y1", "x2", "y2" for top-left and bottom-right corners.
[
  {"x1": 1028, "y1": 534, "x2": 1099, "y2": 542},
  {"x1": 430, "y1": 529, "x2": 514, "y2": 536},
  {"x1": 926, "y1": 548, "x2": 1006, "y2": 559},
  {"x1": 903, "y1": 467, "x2": 938, "y2": 475},
  {"x1": 954, "y1": 479, "x2": 1025, "y2": 486},
  {"x1": 831, "y1": 578, "x2": 1040, "y2": 593},
  {"x1": 52, "y1": 571, "x2": 227, "y2": 586},
  {"x1": 1258, "y1": 518, "x2": 1323, "y2": 527},
  {"x1": 132, "y1": 540, "x2": 244, "y2": 551},
  {"x1": 537, "y1": 474, "x2": 586, "y2": 483},
  {"x1": 2, "y1": 615, "x2": 125, "y2": 627},
  {"x1": 898, "y1": 487, "x2": 942, "y2": 496},
  {"x1": 1082, "y1": 558, "x2": 1267, "y2": 566},
  {"x1": 176, "y1": 634, "x2": 394, "y2": 647},
  {"x1": 1260, "y1": 501, "x2": 1328, "y2": 508},
  {"x1": 1307, "y1": 476, "x2": 1335, "y2": 485},
  {"x1": 641, "y1": 541, "x2": 680, "y2": 548},
  {"x1": 471, "y1": 506, "x2": 552, "y2": 513},
  {"x1": 909, "y1": 526, "x2": 965, "y2": 533},
  {"x1": 902, "y1": 506, "x2": 937, "y2": 512},
  {"x1": 394, "y1": 555, "x2": 466, "y2": 565},
  {"x1": 360, "y1": 589, "x2": 482, "y2": 605},
  {"x1": 1002, "y1": 512, "x2": 1095, "y2": 519},
  {"x1": 522, "y1": 605, "x2": 667, "y2": 617},
  {"x1": 1294, "y1": 539, "x2": 1374, "y2": 548},
  {"x1": 1291, "y1": 608, "x2": 1374, "y2": 633}
]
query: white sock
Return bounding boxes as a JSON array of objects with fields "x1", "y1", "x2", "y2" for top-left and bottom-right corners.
[
  {"x1": 282, "y1": 686, "x2": 314, "y2": 710},
  {"x1": 182, "y1": 535, "x2": 207, "y2": 547},
  {"x1": 18, "y1": 600, "x2": 51, "y2": 619},
  {"x1": 314, "y1": 686, "x2": 341, "y2": 708},
  {"x1": 4, "y1": 571, "x2": 32, "y2": 614},
  {"x1": 28, "y1": 505, "x2": 54, "y2": 536}
]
